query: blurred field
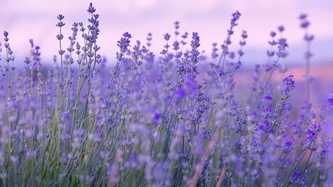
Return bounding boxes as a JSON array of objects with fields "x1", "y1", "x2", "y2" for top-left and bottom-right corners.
[
  {"x1": 232, "y1": 61, "x2": 333, "y2": 137},
  {"x1": 234, "y1": 62, "x2": 333, "y2": 105}
]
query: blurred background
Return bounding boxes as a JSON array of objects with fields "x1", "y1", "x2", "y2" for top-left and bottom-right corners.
[{"x1": 1, "y1": 0, "x2": 333, "y2": 66}]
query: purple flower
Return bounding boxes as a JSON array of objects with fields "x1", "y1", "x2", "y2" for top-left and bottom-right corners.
[
  {"x1": 277, "y1": 25, "x2": 284, "y2": 33},
  {"x1": 117, "y1": 32, "x2": 132, "y2": 53},
  {"x1": 3, "y1": 31, "x2": 9, "y2": 43},
  {"x1": 304, "y1": 34, "x2": 314, "y2": 42},
  {"x1": 176, "y1": 89, "x2": 186, "y2": 99},
  {"x1": 299, "y1": 13, "x2": 307, "y2": 20},
  {"x1": 281, "y1": 75, "x2": 295, "y2": 100},
  {"x1": 270, "y1": 31, "x2": 276, "y2": 38},
  {"x1": 231, "y1": 11, "x2": 241, "y2": 26},
  {"x1": 146, "y1": 32, "x2": 152, "y2": 47},
  {"x1": 56, "y1": 34, "x2": 63, "y2": 40},
  {"x1": 164, "y1": 33, "x2": 171, "y2": 41},
  {"x1": 237, "y1": 49, "x2": 244, "y2": 57},
  {"x1": 56, "y1": 22, "x2": 65, "y2": 27},
  {"x1": 58, "y1": 50, "x2": 65, "y2": 55},
  {"x1": 123, "y1": 32, "x2": 131, "y2": 38},
  {"x1": 191, "y1": 32, "x2": 200, "y2": 49},
  {"x1": 241, "y1": 30, "x2": 248, "y2": 39},
  {"x1": 181, "y1": 32, "x2": 188, "y2": 39},
  {"x1": 153, "y1": 113, "x2": 161, "y2": 122},
  {"x1": 304, "y1": 123, "x2": 322, "y2": 150},
  {"x1": 211, "y1": 43, "x2": 219, "y2": 59},
  {"x1": 299, "y1": 14, "x2": 310, "y2": 28},
  {"x1": 220, "y1": 44, "x2": 229, "y2": 56},
  {"x1": 144, "y1": 52, "x2": 154, "y2": 63},
  {"x1": 173, "y1": 41, "x2": 180, "y2": 51},
  {"x1": 3, "y1": 31, "x2": 8, "y2": 38},
  {"x1": 277, "y1": 38, "x2": 288, "y2": 50},
  {"x1": 174, "y1": 21, "x2": 180, "y2": 36},
  {"x1": 87, "y1": 3, "x2": 96, "y2": 13},
  {"x1": 276, "y1": 51, "x2": 288, "y2": 58},
  {"x1": 276, "y1": 38, "x2": 288, "y2": 58},
  {"x1": 57, "y1": 14, "x2": 64, "y2": 20},
  {"x1": 266, "y1": 50, "x2": 275, "y2": 57},
  {"x1": 290, "y1": 170, "x2": 300, "y2": 184},
  {"x1": 300, "y1": 20, "x2": 310, "y2": 29},
  {"x1": 24, "y1": 57, "x2": 31, "y2": 64},
  {"x1": 56, "y1": 15, "x2": 65, "y2": 27},
  {"x1": 239, "y1": 41, "x2": 246, "y2": 47},
  {"x1": 174, "y1": 21, "x2": 179, "y2": 30},
  {"x1": 228, "y1": 52, "x2": 235, "y2": 59}
]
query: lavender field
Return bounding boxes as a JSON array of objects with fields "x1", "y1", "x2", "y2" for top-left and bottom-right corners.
[{"x1": 0, "y1": 3, "x2": 333, "y2": 187}]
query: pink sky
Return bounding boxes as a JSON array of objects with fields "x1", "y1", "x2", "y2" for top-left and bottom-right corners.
[{"x1": 1, "y1": 0, "x2": 333, "y2": 65}]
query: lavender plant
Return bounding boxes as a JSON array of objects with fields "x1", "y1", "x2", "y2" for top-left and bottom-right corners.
[{"x1": 0, "y1": 3, "x2": 332, "y2": 187}]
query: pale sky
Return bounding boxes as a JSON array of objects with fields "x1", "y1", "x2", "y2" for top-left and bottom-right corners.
[{"x1": 1, "y1": 0, "x2": 333, "y2": 65}]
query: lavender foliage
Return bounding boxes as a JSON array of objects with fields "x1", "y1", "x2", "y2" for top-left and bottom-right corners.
[{"x1": 0, "y1": 3, "x2": 332, "y2": 187}]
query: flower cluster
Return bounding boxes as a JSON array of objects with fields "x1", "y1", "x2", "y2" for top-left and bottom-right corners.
[{"x1": 0, "y1": 3, "x2": 332, "y2": 187}]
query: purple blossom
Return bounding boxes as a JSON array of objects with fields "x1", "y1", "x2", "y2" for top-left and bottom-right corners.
[
  {"x1": 57, "y1": 14, "x2": 64, "y2": 20},
  {"x1": 300, "y1": 20, "x2": 310, "y2": 29},
  {"x1": 3, "y1": 31, "x2": 9, "y2": 43},
  {"x1": 24, "y1": 57, "x2": 31, "y2": 64},
  {"x1": 304, "y1": 34, "x2": 314, "y2": 41},
  {"x1": 299, "y1": 13, "x2": 307, "y2": 20},
  {"x1": 117, "y1": 32, "x2": 132, "y2": 53},
  {"x1": 173, "y1": 41, "x2": 180, "y2": 51},
  {"x1": 174, "y1": 21, "x2": 180, "y2": 36},
  {"x1": 231, "y1": 11, "x2": 241, "y2": 26},
  {"x1": 181, "y1": 31, "x2": 188, "y2": 40},
  {"x1": 270, "y1": 31, "x2": 276, "y2": 38},
  {"x1": 164, "y1": 33, "x2": 171, "y2": 41},
  {"x1": 266, "y1": 50, "x2": 275, "y2": 57},
  {"x1": 87, "y1": 3, "x2": 96, "y2": 13},
  {"x1": 290, "y1": 169, "x2": 300, "y2": 184},
  {"x1": 146, "y1": 32, "x2": 152, "y2": 47},
  {"x1": 277, "y1": 25, "x2": 284, "y2": 33},
  {"x1": 58, "y1": 50, "x2": 65, "y2": 55},
  {"x1": 56, "y1": 34, "x2": 63, "y2": 40},
  {"x1": 211, "y1": 43, "x2": 219, "y2": 59},
  {"x1": 299, "y1": 13, "x2": 310, "y2": 28},
  {"x1": 56, "y1": 14, "x2": 65, "y2": 27},
  {"x1": 276, "y1": 38, "x2": 289, "y2": 58},
  {"x1": 281, "y1": 75, "x2": 295, "y2": 100},
  {"x1": 144, "y1": 52, "x2": 155, "y2": 63},
  {"x1": 277, "y1": 38, "x2": 288, "y2": 50}
]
